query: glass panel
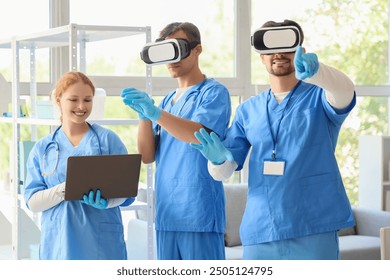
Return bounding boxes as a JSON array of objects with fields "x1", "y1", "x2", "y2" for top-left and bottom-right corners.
[
  {"x1": 339, "y1": 96, "x2": 388, "y2": 205},
  {"x1": 0, "y1": 49, "x2": 12, "y2": 82},
  {"x1": 0, "y1": 0, "x2": 49, "y2": 82},
  {"x1": 251, "y1": 0, "x2": 388, "y2": 86},
  {"x1": 0, "y1": 123, "x2": 12, "y2": 191},
  {"x1": 0, "y1": 0, "x2": 49, "y2": 189},
  {"x1": 70, "y1": 0, "x2": 235, "y2": 77},
  {"x1": 18, "y1": 48, "x2": 50, "y2": 83},
  {"x1": 0, "y1": 0, "x2": 48, "y2": 37},
  {"x1": 106, "y1": 96, "x2": 136, "y2": 119},
  {"x1": 79, "y1": 36, "x2": 147, "y2": 76}
]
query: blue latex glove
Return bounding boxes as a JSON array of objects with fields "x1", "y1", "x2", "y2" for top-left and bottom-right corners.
[
  {"x1": 81, "y1": 189, "x2": 108, "y2": 209},
  {"x1": 190, "y1": 128, "x2": 234, "y2": 165},
  {"x1": 121, "y1": 88, "x2": 162, "y2": 121},
  {"x1": 121, "y1": 88, "x2": 149, "y2": 120},
  {"x1": 294, "y1": 46, "x2": 319, "y2": 80}
]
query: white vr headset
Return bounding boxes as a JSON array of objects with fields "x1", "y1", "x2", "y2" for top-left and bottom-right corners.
[
  {"x1": 140, "y1": 38, "x2": 199, "y2": 66},
  {"x1": 251, "y1": 26, "x2": 301, "y2": 54}
]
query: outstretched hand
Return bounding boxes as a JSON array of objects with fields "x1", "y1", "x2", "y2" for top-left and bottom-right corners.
[
  {"x1": 121, "y1": 88, "x2": 162, "y2": 121},
  {"x1": 294, "y1": 46, "x2": 319, "y2": 80},
  {"x1": 190, "y1": 128, "x2": 234, "y2": 165},
  {"x1": 81, "y1": 189, "x2": 108, "y2": 210}
]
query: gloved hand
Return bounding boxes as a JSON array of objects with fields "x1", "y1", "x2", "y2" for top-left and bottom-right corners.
[
  {"x1": 81, "y1": 189, "x2": 108, "y2": 210},
  {"x1": 121, "y1": 88, "x2": 149, "y2": 120},
  {"x1": 121, "y1": 88, "x2": 162, "y2": 121},
  {"x1": 294, "y1": 46, "x2": 319, "y2": 80},
  {"x1": 190, "y1": 128, "x2": 234, "y2": 165}
]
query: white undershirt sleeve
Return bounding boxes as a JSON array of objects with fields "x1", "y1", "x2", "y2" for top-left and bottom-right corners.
[
  {"x1": 208, "y1": 160, "x2": 238, "y2": 182},
  {"x1": 27, "y1": 183, "x2": 128, "y2": 211},
  {"x1": 305, "y1": 62, "x2": 355, "y2": 110},
  {"x1": 107, "y1": 198, "x2": 127, "y2": 208},
  {"x1": 27, "y1": 182, "x2": 65, "y2": 212}
]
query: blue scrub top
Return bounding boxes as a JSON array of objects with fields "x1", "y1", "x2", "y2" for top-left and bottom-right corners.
[
  {"x1": 224, "y1": 81, "x2": 356, "y2": 246},
  {"x1": 24, "y1": 123, "x2": 133, "y2": 260},
  {"x1": 153, "y1": 78, "x2": 231, "y2": 233}
]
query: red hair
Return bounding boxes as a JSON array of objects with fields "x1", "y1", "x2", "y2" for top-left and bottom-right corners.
[{"x1": 53, "y1": 71, "x2": 95, "y2": 102}]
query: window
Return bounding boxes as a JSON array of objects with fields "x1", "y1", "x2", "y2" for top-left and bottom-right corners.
[
  {"x1": 1, "y1": 0, "x2": 389, "y2": 205},
  {"x1": 0, "y1": 0, "x2": 49, "y2": 82},
  {"x1": 0, "y1": 0, "x2": 49, "y2": 184},
  {"x1": 70, "y1": 0, "x2": 235, "y2": 78}
]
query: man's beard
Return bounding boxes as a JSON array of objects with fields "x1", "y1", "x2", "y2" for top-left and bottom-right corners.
[{"x1": 269, "y1": 65, "x2": 295, "y2": 77}]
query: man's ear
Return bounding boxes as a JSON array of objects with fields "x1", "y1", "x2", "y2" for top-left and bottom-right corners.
[{"x1": 194, "y1": 44, "x2": 202, "y2": 55}]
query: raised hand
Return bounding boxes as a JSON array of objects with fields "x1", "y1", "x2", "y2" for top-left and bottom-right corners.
[
  {"x1": 294, "y1": 46, "x2": 319, "y2": 80},
  {"x1": 121, "y1": 88, "x2": 161, "y2": 121}
]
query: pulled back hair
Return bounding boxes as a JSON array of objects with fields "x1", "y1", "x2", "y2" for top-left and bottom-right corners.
[
  {"x1": 158, "y1": 22, "x2": 201, "y2": 44},
  {"x1": 52, "y1": 71, "x2": 95, "y2": 122},
  {"x1": 53, "y1": 71, "x2": 95, "y2": 102},
  {"x1": 261, "y1": 19, "x2": 304, "y2": 45}
]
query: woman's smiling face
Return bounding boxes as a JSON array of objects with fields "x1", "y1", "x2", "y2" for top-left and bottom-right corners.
[{"x1": 58, "y1": 81, "x2": 94, "y2": 125}]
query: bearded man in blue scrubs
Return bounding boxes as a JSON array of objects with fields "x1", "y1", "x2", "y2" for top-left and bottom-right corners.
[
  {"x1": 191, "y1": 19, "x2": 356, "y2": 260},
  {"x1": 121, "y1": 22, "x2": 231, "y2": 260}
]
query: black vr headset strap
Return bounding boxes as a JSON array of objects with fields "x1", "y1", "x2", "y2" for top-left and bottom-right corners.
[
  {"x1": 156, "y1": 22, "x2": 182, "y2": 42},
  {"x1": 176, "y1": 39, "x2": 200, "y2": 60}
]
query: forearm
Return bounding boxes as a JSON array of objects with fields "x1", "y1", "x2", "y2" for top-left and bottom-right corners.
[
  {"x1": 207, "y1": 160, "x2": 238, "y2": 181},
  {"x1": 305, "y1": 63, "x2": 355, "y2": 110},
  {"x1": 157, "y1": 110, "x2": 204, "y2": 143},
  {"x1": 137, "y1": 120, "x2": 156, "y2": 163},
  {"x1": 27, "y1": 183, "x2": 65, "y2": 212}
]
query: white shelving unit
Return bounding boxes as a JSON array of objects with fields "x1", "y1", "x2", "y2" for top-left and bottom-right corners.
[
  {"x1": 359, "y1": 135, "x2": 390, "y2": 211},
  {"x1": 0, "y1": 23, "x2": 155, "y2": 260}
]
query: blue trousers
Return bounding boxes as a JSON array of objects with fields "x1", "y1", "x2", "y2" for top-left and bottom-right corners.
[
  {"x1": 243, "y1": 231, "x2": 339, "y2": 260},
  {"x1": 156, "y1": 231, "x2": 225, "y2": 260}
]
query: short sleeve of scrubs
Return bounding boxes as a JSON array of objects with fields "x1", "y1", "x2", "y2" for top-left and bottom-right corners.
[
  {"x1": 191, "y1": 80, "x2": 231, "y2": 137},
  {"x1": 223, "y1": 107, "x2": 251, "y2": 170},
  {"x1": 24, "y1": 138, "x2": 52, "y2": 205},
  {"x1": 322, "y1": 90, "x2": 357, "y2": 126}
]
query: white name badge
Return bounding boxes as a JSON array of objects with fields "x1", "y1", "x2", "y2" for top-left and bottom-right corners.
[{"x1": 263, "y1": 160, "x2": 285, "y2": 176}]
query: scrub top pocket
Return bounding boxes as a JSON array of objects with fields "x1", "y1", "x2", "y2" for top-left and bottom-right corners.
[
  {"x1": 286, "y1": 107, "x2": 326, "y2": 149},
  {"x1": 98, "y1": 222, "x2": 126, "y2": 259},
  {"x1": 300, "y1": 173, "x2": 351, "y2": 225}
]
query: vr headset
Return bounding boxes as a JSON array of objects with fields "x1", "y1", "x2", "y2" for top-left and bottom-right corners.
[
  {"x1": 251, "y1": 26, "x2": 301, "y2": 54},
  {"x1": 140, "y1": 38, "x2": 199, "y2": 65}
]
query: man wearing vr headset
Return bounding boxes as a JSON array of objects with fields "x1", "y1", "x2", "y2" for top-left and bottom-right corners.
[
  {"x1": 191, "y1": 19, "x2": 356, "y2": 260},
  {"x1": 121, "y1": 22, "x2": 231, "y2": 260}
]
